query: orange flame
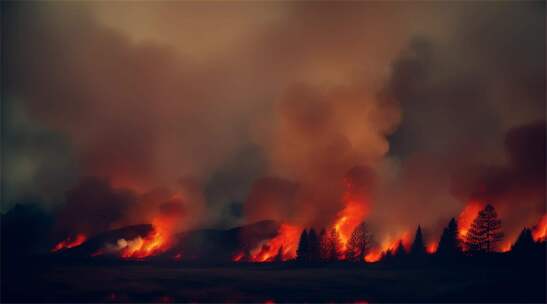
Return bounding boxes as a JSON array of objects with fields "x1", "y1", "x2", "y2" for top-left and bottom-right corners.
[
  {"x1": 458, "y1": 200, "x2": 484, "y2": 238},
  {"x1": 426, "y1": 241, "x2": 438, "y2": 254},
  {"x1": 333, "y1": 199, "x2": 368, "y2": 253},
  {"x1": 51, "y1": 233, "x2": 87, "y2": 252},
  {"x1": 532, "y1": 214, "x2": 547, "y2": 242},
  {"x1": 118, "y1": 218, "x2": 172, "y2": 259},
  {"x1": 364, "y1": 249, "x2": 382, "y2": 263},
  {"x1": 331, "y1": 180, "x2": 370, "y2": 258},
  {"x1": 250, "y1": 224, "x2": 302, "y2": 262}
]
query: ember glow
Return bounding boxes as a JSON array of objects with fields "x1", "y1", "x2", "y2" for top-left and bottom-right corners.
[
  {"x1": 51, "y1": 234, "x2": 87, "y2": 252},
  {"x1": 250, "y1": 224, "x2": 302, "y2": 262},
  {"x1": 426, "y1": 242, "x2": 438, "y2": 254}
]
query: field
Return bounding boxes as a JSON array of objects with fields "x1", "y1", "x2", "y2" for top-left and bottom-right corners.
[{"x1": 2, "y1": 260, "x2": 545, "y2": 303}]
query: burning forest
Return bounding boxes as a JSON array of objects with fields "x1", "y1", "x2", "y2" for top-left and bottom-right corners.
[{"x1": 2, "y1": 1, "x2": 545, "y2": 303}]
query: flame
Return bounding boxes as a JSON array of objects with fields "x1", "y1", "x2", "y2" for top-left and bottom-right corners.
[
  {"x1": 458, "y1": 200, "x2": 484, "y2": 238},
  {"x1": 364, "y1": 249, "x2": 382, "y2": 263},
  {"x1": 426, "y1": 241, "x2": 438, "y2": 254},
  {"x1": 364, "y1": 231, "x2": 410, "y2": 262},
  {"x1": 232, "y1": 251, "x2": 245, "y2": 262},
  {"x1": 250, "y1": 224, "x2": 302, "y2": 262},
  {"x1": 499, "y1": 242, "x2": 512, "y2": 252},
  {"x1": 532, "y1": 214, "x2": 547, "y2": 242},
  {"x1": 331, "y1": 180, "x2": 370, "y2": 258},
  {"x1": 51, "y1": 233, "x2": 87, "y2": 252},
  {"x1": 333, "y1": 200, "x2": 368, "y2": 252},
  {"x1": 118, "y1": 218, "x2": 172, "y2": 259}
]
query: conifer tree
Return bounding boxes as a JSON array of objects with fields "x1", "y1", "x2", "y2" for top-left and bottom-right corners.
[
  {"x1": 346, "y1": 221, "x2": 374, "y2": 262},
  {"x1": 410, "y1": 225, "x2": 426, "y2": 256},
  {"x1": 465, "y1": 204, "x2": 504, "y2": 253},
  {"x1": 437, "y1": 218, "x2": 461, "y2": 257},
  {"x1": 296, "y1": 229, "x2": 309, "y2": 261}
]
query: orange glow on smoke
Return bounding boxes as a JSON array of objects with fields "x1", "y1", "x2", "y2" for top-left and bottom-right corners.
[
  {"x1": 426, "y1": 241, "x2": 438, "y2": 254},
  {"x1": 532, "y1": 214, "x2": 547, "y2": 242},
  {"x1": 51, "y1": 233, "x2": 87, "y2": 252},
  {"x1": 119, "y1": 217, "x2": 172, "y2": 259},
  {"x1": 458, "y1": 200, "x2": 484, "y2": 238},
  {"x1": 250, "y1": 224, "x2": 302, "y2": 262}
]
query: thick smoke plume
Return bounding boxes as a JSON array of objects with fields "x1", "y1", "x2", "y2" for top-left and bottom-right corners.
[{"x1": 3, "y1": 1, "x2": 545, "y2": 249}]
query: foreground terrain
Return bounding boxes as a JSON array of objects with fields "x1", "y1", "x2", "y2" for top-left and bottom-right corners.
[{"x1": 2, "y1": 258, "x2": 545, "y2": 303}]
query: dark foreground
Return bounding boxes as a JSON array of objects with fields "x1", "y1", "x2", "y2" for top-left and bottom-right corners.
[{"x1": 2, "y1": 258, "x2": 545, "y2": 303}]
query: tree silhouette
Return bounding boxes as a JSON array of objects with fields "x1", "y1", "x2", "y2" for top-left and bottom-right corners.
[
  {"x1": 346, "y1": 221, "x2": 374, "y2": 262},
  {"x1": 274, "y1": 245, "x2": 284, "y2": 262},
  {"x1": 296, "y1": 229, "x2": 309, "y2": 262},
  {"x1": 410, "y1": 225, "x2": 426, "y2": 256},
  {"x1": 511, "y1": 227, "x2": 535, "y2": 254},
  {"x1": 465, "y1": 204, "x2": 504, "y2": 253},
  {"x1": 437, "y1": 217, "x2": 461, "y2": 257},
  {"x1": 307, "y1": 228, "x2": 321, "y2": 262},
  {"x1": 394, "y1": 240, "x2": 407, "y2": 258}
]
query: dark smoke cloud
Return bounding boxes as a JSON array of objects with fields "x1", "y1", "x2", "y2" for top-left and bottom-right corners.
[
  {"x1": 374, "y1": 2, "x2": 545, "y2": 243},
  {"x1": 54, "y1": 177, "x2": 136, "y2": 237},
  {"x1": 452, "y1": 121, "x2": 546, "y2": 237}
]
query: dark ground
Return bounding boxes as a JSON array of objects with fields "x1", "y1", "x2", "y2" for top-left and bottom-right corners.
[{"x1": 2, "y1": 258, "x2": 545, "y2": 303}]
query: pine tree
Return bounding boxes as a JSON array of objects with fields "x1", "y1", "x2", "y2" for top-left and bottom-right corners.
[
  {"x1": 465, "y1": 204, "x2": 504, "y2": 253},
  {"x1": 307, "y1": 228, "x2": 321, "y2": 262},
  {"x1": 437, "y1": 217, "x2": 461, "y2": 257},
  {"x1": 296, "y1": 229, "x2": 309, "y2": 262},
  {"x1": 320, "y1": 228, "x2": 342, "y2": 262},
  {"x1": 511, "y1": 227, "x2": 535, "y2": 254},
  {"x1": 394, "y1": 240, "x2": 406, "y2": 257},
  {"x1": 346, "y1": 221, "x2": 374, "y2": 262},
  {"x1": 319, "y1": 228, "x2": 329, "y2": 261},
  {"x1": 410, "y1": 225, "x2": 426, "y2": 256},
  {"x1": 274, "y1": 245, "x2": 284, "y2": 262}
]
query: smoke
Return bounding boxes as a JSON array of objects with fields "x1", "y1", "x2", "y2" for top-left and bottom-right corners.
[{"x1": 3, "y1": 1, "x2": 544, "y2": 247}]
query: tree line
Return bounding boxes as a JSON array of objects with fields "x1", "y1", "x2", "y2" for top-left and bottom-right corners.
[{"x1": 293, "y1": 204, "x2": 545, "y2": 263}]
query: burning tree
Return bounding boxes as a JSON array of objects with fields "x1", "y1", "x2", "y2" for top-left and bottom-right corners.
[
  {"x1": 437, "y1": 218, "x2": 461, "y2": 257},
  {"x1": 464, "y1": 204, "x2": 504, "y2": 253},
  {"x1": 346, "y1": 221, "x2": 374, "y2": 262},
  {"x1": 320, "y1": 228, "x2": 342, "y2": 262}
]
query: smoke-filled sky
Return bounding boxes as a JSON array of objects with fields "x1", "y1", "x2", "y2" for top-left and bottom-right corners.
[{"x1": 2, "y1": 2, "x2": 545, "y2": 243}]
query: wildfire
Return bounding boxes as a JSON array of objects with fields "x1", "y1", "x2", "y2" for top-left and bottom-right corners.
[
  {"x1": 333, "y1": 200, "x2": 368, "y2": 252},
  {"x1": 51, "y1": 233, "x2": 87, "y2": 252},
  {"x1": 458, "y1": 200, "x2": 483, "y2": 238},
  {"x1": 532, "y1": 214, "x2": 547, "y2": 242},
  {"x1": 364, "y1": 249, "x2": 382, "y2": 263},
  {"x1": 118, "y1": 218, "x2": 172, "y2": 259},
  {"x1": 426, "y1": 241, "x2": 438, "y2": 254},
  {"x1": 332, "y1": 179, "x2": 370, "y2": 259},
  {"x1": 250, "y1": 224, "x2": 302, "y2": 262}
]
